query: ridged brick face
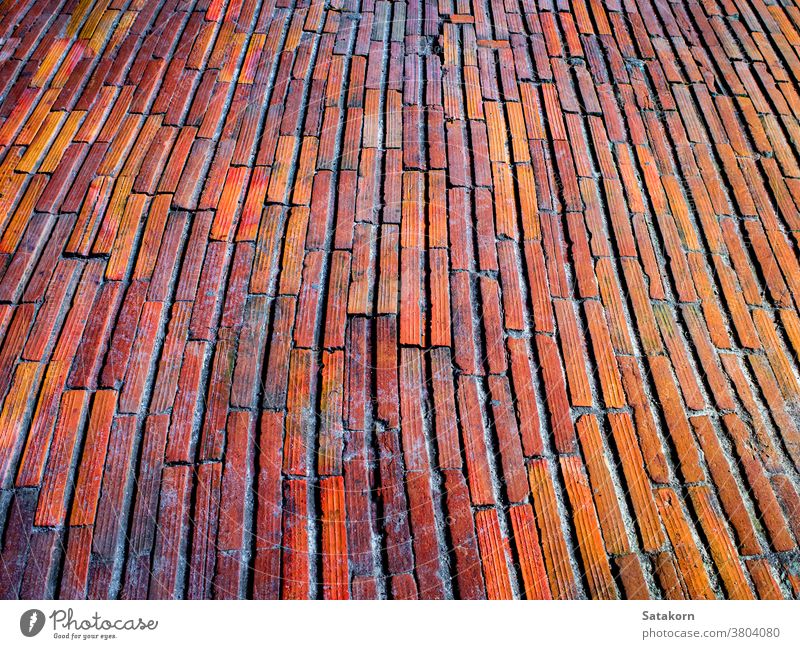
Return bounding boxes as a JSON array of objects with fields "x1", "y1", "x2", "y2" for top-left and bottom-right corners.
[{"x1": 0, "y1": 0, "x2": 799, "y2": 601}]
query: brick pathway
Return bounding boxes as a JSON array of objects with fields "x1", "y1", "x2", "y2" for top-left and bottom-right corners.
[{"x1": 0, "y1": 0, "x2": 800, "y2": 600}]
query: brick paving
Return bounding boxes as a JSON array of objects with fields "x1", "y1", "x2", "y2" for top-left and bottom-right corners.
[{"x1": 0, "y1": 0, "x2": 799, "y2": 600}]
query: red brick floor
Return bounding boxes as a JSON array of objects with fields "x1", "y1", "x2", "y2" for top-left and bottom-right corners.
[{"x1": 0, "y1": 0, "x2": 799, "y2": 600}]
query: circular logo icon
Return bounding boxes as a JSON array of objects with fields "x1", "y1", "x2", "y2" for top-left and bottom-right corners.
[{"x1": 20, "y1": 609, "x2": 45, "y2": 637}]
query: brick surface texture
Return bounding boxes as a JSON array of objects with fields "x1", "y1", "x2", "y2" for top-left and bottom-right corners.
[{"x1": 0, "y1": 0, "x2": 799, "y2": 600}]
